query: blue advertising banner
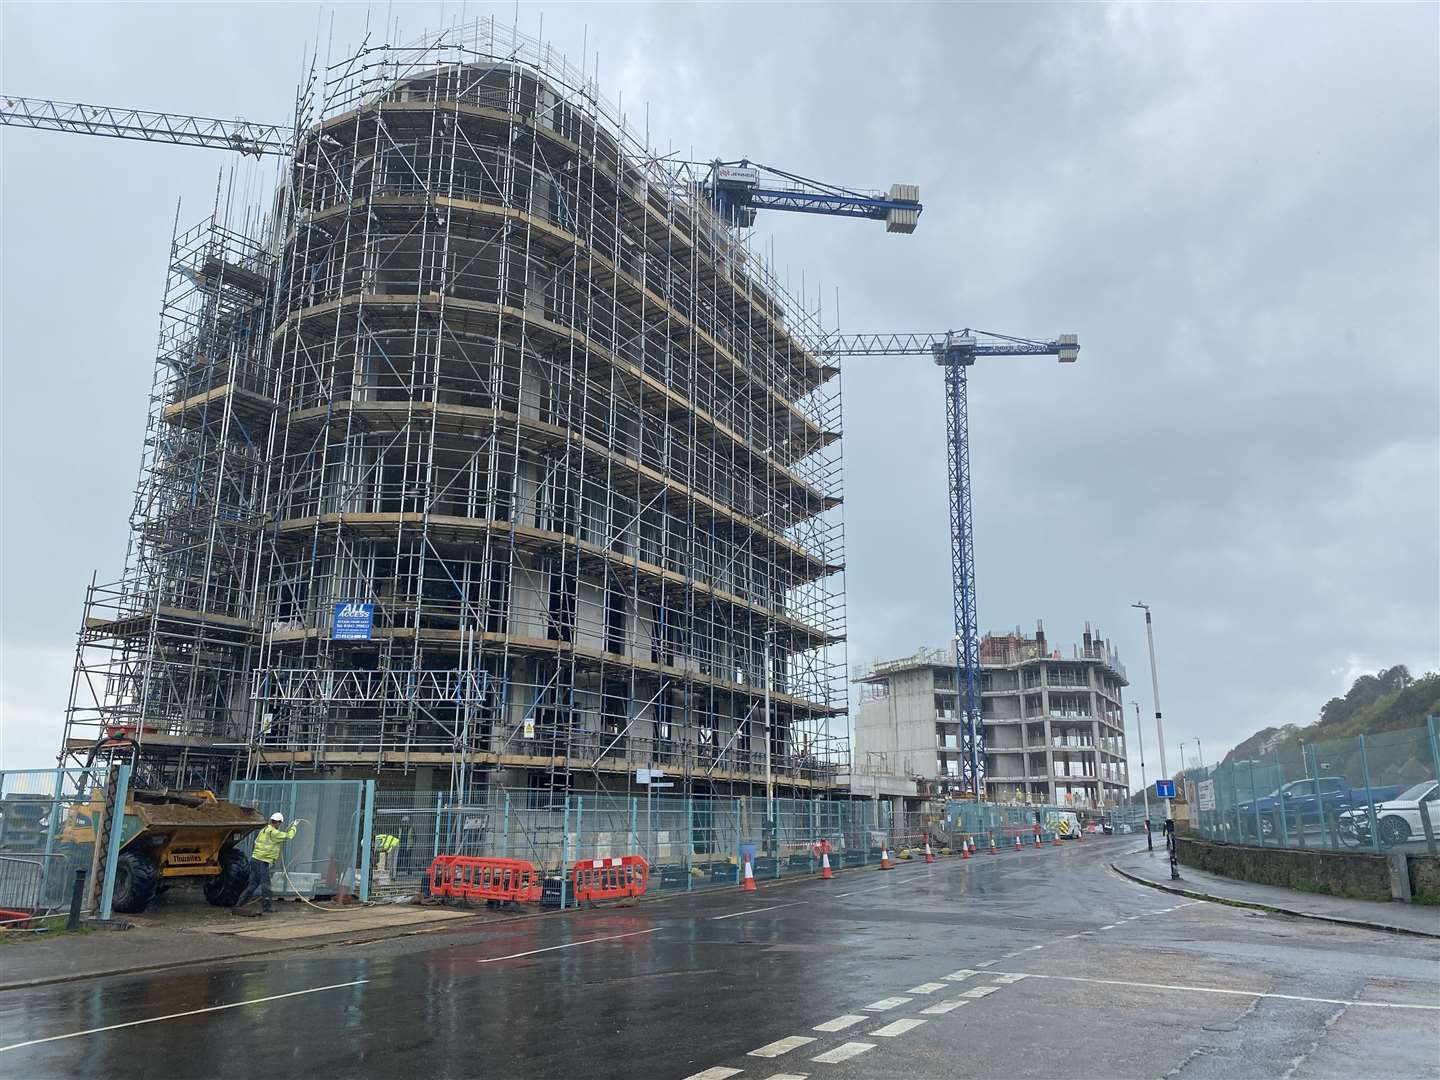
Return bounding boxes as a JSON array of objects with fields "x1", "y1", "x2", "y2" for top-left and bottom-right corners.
[{"x1": 333, "y1": 602, "x2": 374, "y2": 641}]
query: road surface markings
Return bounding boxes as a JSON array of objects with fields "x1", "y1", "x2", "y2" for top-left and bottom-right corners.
[
  {"x1": 864, "y1": 996, "x2": 913, "y2": 1011},
  {"x1": 907, "y1": 981, "x2": 948, "y2": 994},
  {"x1": 944, "y1": 969, "x2": 979, "y2": 981},
  {"x1": 1064, "y1": 933, "x2": 1082, "y2": 939},
  {"x1": 814, "y1": 1015, "x2": 868, "y2": 1032},
  {"x1": 811, "y1": 1042, "x2": 876, "y2": 1064},
  {"x1": 710, "y1": 901, "x2": 808, "y2": 921},
  {"x1": 682, "y1": 1069, "x2": 743, "y2": 1080},
  {"x1": 477, "y1": 927, "x2": 660, "y2": 962},
  {"x1": 749, "y1": 1036, "x2": 816, "y2": 1058},
  {"x1": 1099, "y1": 924, "x2": 1118, "y2": 930},
  {"x1": 0, "y1": 980, "x2": 370, "y2": 1053},
  {"x1": 958, "y1": 986, "x2": 1000, "y2": 999},
  {"x1": 975, "y1": 960, "x2": 996, "y2": 967},
  {"x1": 765, "y1": 1074, "x2": 810, "y2": 1080},
  {"x1": 870, "y1": 1018, "x2": 928, "y2": 1037},
  {"x1": 1026, "y1": 944, "x2": 1046, "y2": 951},
  {"x1": 921, "y1": 999, "x2": 970, "y2": 1016},
  {"x1": 985, "y1": 971, "x2": 1440, "y2": 1011},
  {"x1": 992, "y1": 973, "x2": 1029, "y2": 984}
]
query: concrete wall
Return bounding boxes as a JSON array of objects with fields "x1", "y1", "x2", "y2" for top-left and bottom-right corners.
[{"x1": 1175, "y1": 836, "x2": 1440, "y2": 903}]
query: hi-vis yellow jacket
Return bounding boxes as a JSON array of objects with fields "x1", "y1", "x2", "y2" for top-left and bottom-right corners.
[{"x1": 252, "y1": 823, "x2": 298, "y2": 864}]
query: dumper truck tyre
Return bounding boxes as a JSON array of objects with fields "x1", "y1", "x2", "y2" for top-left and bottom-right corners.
[
  {"x1": 205, "y1": 846, "x2": 251, "y2": 907},
  {"x1": 112, "y1": 851, "x2": 159, "y2": 914}
]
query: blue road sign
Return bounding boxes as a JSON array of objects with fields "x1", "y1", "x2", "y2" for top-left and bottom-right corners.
[
  {"x1": 1155, "y1": 779, "x2": 1177, "y2": 800},
  {"x1": 333, "y1": 601, "x2": 374, "y2": 641}
]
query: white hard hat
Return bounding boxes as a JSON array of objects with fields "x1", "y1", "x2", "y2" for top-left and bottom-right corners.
[{"x1": 270, "y1": 812, "x2": 284, "y2": 823}]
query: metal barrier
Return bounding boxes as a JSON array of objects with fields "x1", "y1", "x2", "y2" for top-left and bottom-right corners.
[
  {"x1": 428, "y1": 856, "x2": 542, "y2": 903},
  {"x1": 571, "y1": 855, "x2": 648, "y2": 903}
]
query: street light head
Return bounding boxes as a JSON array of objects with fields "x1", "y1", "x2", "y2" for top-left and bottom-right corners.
[{"x1": 1131, "y1": 602, "x2": 1149, "y2": 611}]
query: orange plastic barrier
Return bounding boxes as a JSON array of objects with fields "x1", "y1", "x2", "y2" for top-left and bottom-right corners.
[
  {"x1": 428, "y1": 856, "x2": 543, "y2": 903},
  {"x1": 571, "y1": 855, "x2": 649, "y2": 903}
]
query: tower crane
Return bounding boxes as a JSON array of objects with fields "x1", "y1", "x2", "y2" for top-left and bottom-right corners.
[{"x1": 818, "y1": 330, "x2": 1080, "y2": 799}]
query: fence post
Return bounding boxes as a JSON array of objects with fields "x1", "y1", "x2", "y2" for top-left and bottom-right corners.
[
  {"x1": 1248, "y1": 764, "x2": 1262, "y2": 846},
  {"x1": 1428, "y1": 716, "x2": 1440, "y2": 791},
  {"x1": 1359, "y1": 734, "x2": 1380, "y2": 854},
  {"x1": 1419, "y1": 800, "x2": 1438, "y2": 857},
  {"x1": 97, "y1": 762, "x2": 131, "y2": 921},
  {"x1": 42, "y1": 766, "x2": 65, "y2": 903},
  {"x1": 433, "y1": 790, "x2": 442, "y2": 861},
  {"x1": 630, "y1": 796, "x2": 638, "y2": 856},
  {"x1": 67, "y1": 868, "x2": 87, "y2": 930},
  {"x1": 358, "y1": 779, "x2": 375, "y2": 902},
  {"x1": 1272, "y1": 751, "x2": 1290, "y2": 847},
  {"x1": 502, "y1": 791, "x2": 511, "y2": 859},
  {"x1": 686, "y1": 795, "x2": 694, "y2": 892},
  {"x1": 561, "y1": 797, "x2": 571, "y2": 909}
]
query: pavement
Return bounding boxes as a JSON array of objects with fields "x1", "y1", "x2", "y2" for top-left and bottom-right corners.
[
  {"x1": 1, "y1": 836, "x2": 1436, "y2": 1079},
  {"x1": 1112, "y1": 845, "x2": 1440, "y2": 937}
]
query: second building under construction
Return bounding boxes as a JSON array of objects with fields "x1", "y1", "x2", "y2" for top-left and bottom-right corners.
[{"x1": 63, "y1": 24, "x2": 849, "y2": 804}]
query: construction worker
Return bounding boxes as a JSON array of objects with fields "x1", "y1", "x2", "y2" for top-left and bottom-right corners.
[
  {"x1": 373, "y1": 831, "x2": 400, "y2": 876},
  {"x1": 234, "y1": 811, "x2": 299, "y2": 915}
]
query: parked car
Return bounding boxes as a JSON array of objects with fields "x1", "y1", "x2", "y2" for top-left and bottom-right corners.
[
  {"x1": 1236, "y1": 776, "x2": 1405, "y2": 840},
  {"x1": 1337, "y1": 780, "x2": 1440, "y2": 847}
]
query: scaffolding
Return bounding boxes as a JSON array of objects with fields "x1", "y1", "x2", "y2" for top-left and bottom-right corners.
[{"x1": 63, "y1": 21, "x2": 849, "y2": 804}]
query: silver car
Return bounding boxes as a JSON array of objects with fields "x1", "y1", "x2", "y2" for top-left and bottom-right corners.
[{"x1": 1339, "y1": 780, "x2": 1440, "y2": 846}]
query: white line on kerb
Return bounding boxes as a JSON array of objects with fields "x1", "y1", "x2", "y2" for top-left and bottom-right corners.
[
  {"x1": 710, "y1": 901, "x2": 807, "y2": 921},
  {"x1": 477, "y1": 927, "x2": 660, "y2": 962},
  {"x1": 0, "y1": 980, "x2": 370, "y2": 1053},
  {"x1": 986, "y1": 971, "x2": 1440, "y2": 1011}
]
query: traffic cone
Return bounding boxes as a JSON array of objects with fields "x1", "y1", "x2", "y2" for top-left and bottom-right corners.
[
  {"x1": 969, "y1": 837, "x2": 977, "y2": 856},
  {"x1": 742, "y1": 854, "x2": 757, "y2": 892},
  {"x1": 961, "y1": 838, "x2": 970, "y2": 860},
  {"x1": 821, "y1": 851, "x2": 833, "y2": 880},
  {"x1": 1034, "y1": 831, "x2": 1042, "y2": 848},
  {"x1": 989, "y1": 835, "x2": 998, "y2": 855},
  {"x1": 924, "y1": 841, "x2": 935, "y2": 864},
  {"x1": 1014, "y1": 835, "x2": 1023, "y2": 852},
  {"x1": 1053, "y1": 831, "x2": 1062, "y2": 846},
  {"x1": 880, "y1": 846, "x2": 893, "y2": 871}
]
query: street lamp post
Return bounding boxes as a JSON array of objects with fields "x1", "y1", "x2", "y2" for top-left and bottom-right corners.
[
  {"x1": 1132, "y1": 701, "x2": 1151, "y2": 851},
  {"x1": 1133, "y1": 602, "x2": 1178, "y2": 880}
]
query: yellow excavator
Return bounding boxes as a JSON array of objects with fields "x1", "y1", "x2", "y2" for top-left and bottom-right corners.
[{"x1": 59, "y1": 733, "x2": 265, "y2": 914}]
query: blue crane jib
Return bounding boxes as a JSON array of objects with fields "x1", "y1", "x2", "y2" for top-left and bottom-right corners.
[{"x1": 706, "y1": 160, "x2": 921, "y2": 231}]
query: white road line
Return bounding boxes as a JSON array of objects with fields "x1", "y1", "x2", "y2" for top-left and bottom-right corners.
[
  {"x1": 477, "y1": 927, "x2": 659, "y2": 962},
  {"x1": 682, "y1": 1069, "x2": 743, "y2": 1080},
  {"x1": 907, "y1": 981, "x2": 948, "y2": 994},
  {"x1": 944, "y1": 969, "x2": 979, "y2": 981},
  {"x1": 0, "y1": 980, "x2": 369, "y2": 1053},
  {"x1": 992, "y1": 973, "x2": 1029, "y2": 984},
  {"x1": 870, "y1": 1018, "x2": 928, "y2": 1037},
  {"x1": 975, "y1": 960, "x2": 996, "y2": 967},
  {"x1": 832, "y1": 891, "x2": 856, "y2": 898},
  {"x1": 863, "y1": 996, "x2": 913, "y2": 1011},
  {"x1": 1026, "y1": 944, "x2": 1045, "y2": 951},
  {"x1": 985, "y1": 971, "x2": 1440, "y2": 1011},
  {"x1": 920, "y1": 999, "x2": 970, "y2": 1015},
  {"x1": 1064, "y1": 933, "x2": 1082, "y2": 939},
  {"x1": 749, "y1": 1035, "x2": 816, "y2": 1058},
  {"x1": 958, "y1": 986, "x2": 1000, "y2": 999},
  {"x1": 766, "y1": 1074, "x2": 811, "y2": 1080},
  {"x1": 814, "y1": 1014, "x2": 868, "y2": 1033},
  {"x1": 710, "y1": 901, "x2": 808, "y2": 921},
  {"x1": 811, "y1": 1042, "x2": 876, "y2": 1064},
  {"x1": 1099, "y1": 924, "x2": 1118, "y2": 930}
]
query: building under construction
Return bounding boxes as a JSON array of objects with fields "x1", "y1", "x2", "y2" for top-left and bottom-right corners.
[{"x1": 62, "y1": 24, "x2": 849, "y2": 804}]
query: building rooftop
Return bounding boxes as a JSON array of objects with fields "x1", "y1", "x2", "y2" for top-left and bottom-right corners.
[{"x1": 853, "y1": 620, "x2": 1126, "y2": 683}]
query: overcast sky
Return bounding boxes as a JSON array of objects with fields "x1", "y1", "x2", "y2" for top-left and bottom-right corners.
[{"x1": 2, "y1": 2, "x2": 1436, "y2": 782}]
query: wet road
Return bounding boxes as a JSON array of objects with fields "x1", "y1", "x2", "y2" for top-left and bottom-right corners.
[{"x1": 2, "y1": 838, "x2": 1436, "y2": 1079}]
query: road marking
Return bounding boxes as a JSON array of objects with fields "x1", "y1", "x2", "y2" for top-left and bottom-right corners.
[
  {"x1": 921, "y1": 999, "x2": 970, "y2": 1015},
  {"x1": 870, "y1": 1018, "x2": 927, "y2": 1037},
  {"x1": 958, "y1": 986, "x2": 1000, "y2": 998},
  {"x1": 683, "y1": 1069, "x2": 743, "y2": 1080},
  {"x1": 986, "y1": 971, "x2": 1440, "y2": 1011},
  {"x1": 710, "y1": 901, "x2": 808, "y2": 921},
  {"x1": 1099, "y1": 924, "x2": 1118, "y2": 930},
  {"x1": 814, "y1": 1014, "x2": 868, "y2": 1032},
  {"x1": 0, "y1": 980, "x2": 370, "y2": 1053},
  {"x1": 907, "y1": 981, "x2": 948, "y2": 994},
  {"x1": 1064, "y1": 933, "x2": 1082, "y2": 939},
  {"x1": 1026, "y1": 944, "x2": 1045, "y2": 951},
  {"x1": 477, "y1": 927, "x2": 660, "y2": 962},
  {"x1": 766, "y1": 1074, "x2": 810, "y2": 1080},
  {"x1": 863, "y1": 996, "x2": 913, "y2": 1011},
  {"x1": 811, "y1": 1042, "x2": 876, "y2": 1064},
  {"x1": 975, "y1": 960, "x2": 996, "y2": 967},
  {"x1": 749, "y1": 1035, "x2": 816, "y2": 1058},
  {"x1": 944, "y1": 969, "x2": 979, "y2": 981},
  {"x1": 992, "y1": 973, "x2": 1029, "y2": 984},
  {"x1": 832, "y1": 891, "x2": 856, "y2": 898}
]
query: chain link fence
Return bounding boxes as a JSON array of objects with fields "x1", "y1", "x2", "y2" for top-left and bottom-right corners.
[
  {"x1": 0, "y1": 767, "x2": 111, "y2": 921},
  {"x1": 1187, "y1": 719, "x2": 1440, "y2": 856}
]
